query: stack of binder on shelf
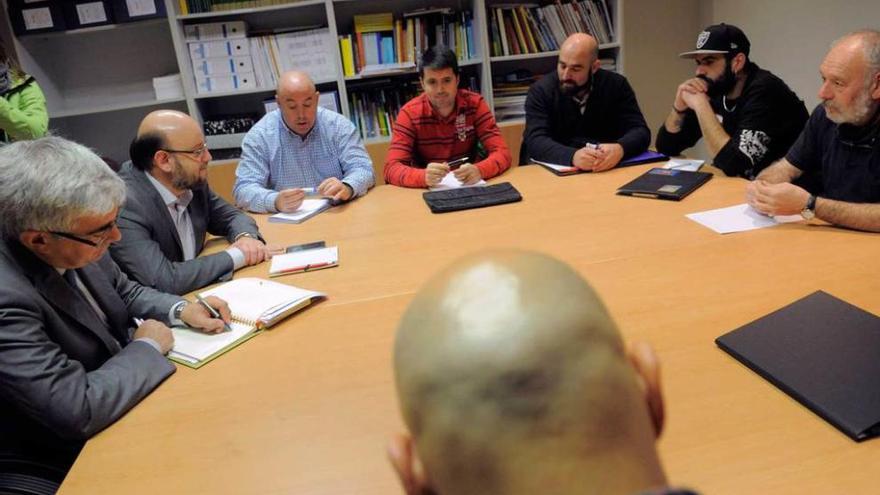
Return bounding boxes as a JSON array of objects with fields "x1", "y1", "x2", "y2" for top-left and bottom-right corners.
[
  {"x1": 347, "y1": 79, "x2": 420, "y2": 140},
  {"x1": 186, "y1": 21, "x2": 257, "y2": 94},
  {"x1": 250, "y1": 28, "x2": 339, "y2": 88}
]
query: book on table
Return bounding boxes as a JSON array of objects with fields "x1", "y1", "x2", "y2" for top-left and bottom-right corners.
[
  {"x1": 269, "y1": 246, "x2": 339, "y2": 277},
  {"x1": 169, "y1": 278, "x2": 325, "y2": 369}
]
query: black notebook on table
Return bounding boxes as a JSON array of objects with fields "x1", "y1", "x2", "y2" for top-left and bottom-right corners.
[
  {"x1": 716, "y1": 291, "x2": 880, "y2": 441},
  {"x1": 616, "y1": 167, "x2": 712, "y2": 200}
]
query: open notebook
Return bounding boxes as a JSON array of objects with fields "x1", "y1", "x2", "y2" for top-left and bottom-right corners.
[{"x1": 169, "y1": 278, "x2": 325, "y2": 368}]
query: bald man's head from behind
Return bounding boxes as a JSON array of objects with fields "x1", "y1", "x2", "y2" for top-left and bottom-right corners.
[
  {"x1": 390, "y1": 251, "x2": 668, "y2": 495},
  {"x1": 276, "y1": 70, "x2": 319, "y2": 137}
]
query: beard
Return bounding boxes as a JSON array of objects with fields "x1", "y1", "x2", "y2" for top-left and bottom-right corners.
[
  {"x1": 698, "y1": 60, "x2": 737, "y2": 97},
  {"x1": 170, "y1": 158, "x2": 205, "y2": 190},
  {"x1": 560, "y1": 70, "x2": 593, "y2": 97},
  {"x1": 823, "y1": 88, "x2": 878, "y2": 126}
]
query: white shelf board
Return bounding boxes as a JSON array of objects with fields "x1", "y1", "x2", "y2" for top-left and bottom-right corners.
[
  {"x1": 489, "y1": 42, "x2": 620, "y2": 63},
  {"x1": 50, "y1": 81, "x2": 185, "y2": 118},
  {"x1": 16, "y1": 19, "x2": 167, "y2": 40},
  {"x1": 343, "y1": 58, "x2": 482, "y2": 81},
  {"x1": 192, "y1": 76, "x2": 336, "y2": 99},
  {"x1": 177, "y1": 0, "x2": 326, "y2": 20}
]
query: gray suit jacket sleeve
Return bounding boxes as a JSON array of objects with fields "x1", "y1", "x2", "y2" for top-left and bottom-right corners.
[
  {"x1": 0, "y1": 250, "x2": 175, "y2": 442},
  {"x1": 111, "y1": 163, "x2": 261, "y2": 295},
  {"x1": 204, "y1": 187, "x2": 262, "y2": 244}
]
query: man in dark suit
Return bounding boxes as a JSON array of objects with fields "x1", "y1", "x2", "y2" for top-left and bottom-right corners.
[
  {"x1": 111, "y1": 110, "x2": 273, "y2": 295},
  {"x1": 0, "y1": 136, "x2": 230, "y2": 486}
]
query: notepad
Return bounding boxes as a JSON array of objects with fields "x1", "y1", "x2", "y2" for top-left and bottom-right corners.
[
  {"x1": 269, "y1": 246, "x2": 339, "y2": 277},
  {"x1": 268, "y1": 199, "x2": 330, "y2": 224},
  {"x1": 169, "y1": 278, "x2": 325, "y2": 368},
  {"x1": 716, "y1": 291, "x2": 880, "y2": 441}
]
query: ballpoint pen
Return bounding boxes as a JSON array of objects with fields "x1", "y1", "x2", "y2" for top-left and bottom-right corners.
[{"x1": 195, "y1": 294, "x2": 233, "y2": 332}]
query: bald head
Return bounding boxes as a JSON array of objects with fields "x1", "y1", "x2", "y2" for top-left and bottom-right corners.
[
  {"x1": 560, "y1": 33, "x2": 600, "y2": 65},
  {"x1": 557, "y1": 34, "x2": 600, "y2": 97},
  {"x1": 137, "y1": 109, "x2": 200, "y2": 139},
  {"x1": 820, "y1": 30, "x2": 880, "y2": 126},
  {"x1": 393, "y1": 251, "x2": 664, "y2": 494},
  {"x1": 277, "y1": 70, "x2": 317, "y2": 98},
  {"x1": 276, "y1": 71, "x2": 320, "y2": 136}
]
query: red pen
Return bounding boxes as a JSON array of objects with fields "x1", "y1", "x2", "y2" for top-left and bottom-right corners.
[{"x1": 281, "y1": 262, "x2": 333, "y2": 274}]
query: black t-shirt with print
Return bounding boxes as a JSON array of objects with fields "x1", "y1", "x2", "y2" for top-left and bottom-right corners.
[
  {"x1": 656, "y1": 64, "x2": 809, "y2": 179},
  {"x1": 786, "y1": 104, "x2": 880, "y2": 202}
]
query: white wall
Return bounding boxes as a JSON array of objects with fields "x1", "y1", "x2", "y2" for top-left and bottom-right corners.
[{"x1": 705, "y1": 0, "x2": 880, "y2": 110}]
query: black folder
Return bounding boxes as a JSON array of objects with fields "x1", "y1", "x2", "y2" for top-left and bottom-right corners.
[
  {"x1": 716, "y1": 291, "x2": 880, "y2": 441},
  {"x1": 616, "y1": 168, "x2": 712, "y2": 200}
]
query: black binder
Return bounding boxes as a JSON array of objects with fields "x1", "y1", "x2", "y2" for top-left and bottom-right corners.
[
  {"x1": 716, "y1": 291, "x2": 880, "y2": 441},
  {"x1": 616, "y1": 168, "x2": 712, "y2": 200}
]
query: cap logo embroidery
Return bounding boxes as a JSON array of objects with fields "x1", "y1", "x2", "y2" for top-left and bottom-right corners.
[{"x1": 696, "y1": 31, "x2": 710, "y2": 49}]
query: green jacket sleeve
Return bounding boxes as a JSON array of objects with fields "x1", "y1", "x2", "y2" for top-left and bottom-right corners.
[{"x1": 0, "y1": 78, "x2": 49, "y2": 141}]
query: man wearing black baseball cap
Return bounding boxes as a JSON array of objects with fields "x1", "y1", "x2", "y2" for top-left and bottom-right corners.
[{"x1": 656, "y1": 23, "x2": 809, "y2": 181}]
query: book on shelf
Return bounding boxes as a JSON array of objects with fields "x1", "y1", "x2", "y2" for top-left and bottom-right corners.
[
  {"x1": 338, "y1": 8, "x2": 476, "y2": 78},
  {"x1": 180, "y1": 0, "x2": 311, "y2": 15},
  {"x1": 169, "y1": 277, "x2": 324, "y2": 369},
  {"x1": 488, "y1": 1, "x2": 615, "y2": 57}
]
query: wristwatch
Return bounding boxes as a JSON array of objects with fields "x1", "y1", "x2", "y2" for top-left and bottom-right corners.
[
  {"x1": 234, "y1": 232, "x2": 256, "y2": 241},
  {"x1": 172, "y1": 301, "x2": 189, "y2": 322},
  {"x1": 801, "y1": 194, "x2": 817, "y2": 220}
]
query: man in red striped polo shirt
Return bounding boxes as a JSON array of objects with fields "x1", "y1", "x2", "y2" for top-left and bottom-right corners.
[{"x1": 384, "y1": 46, "x2": 512, "y2": 188}]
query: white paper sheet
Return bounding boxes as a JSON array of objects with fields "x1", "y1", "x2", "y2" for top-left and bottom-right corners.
[
  {"x1": 663, "y1": 158, "x2": 704, "y2": 171},
  {"x1": 686, "y1": 203, "x2": 803, "y2": 234},
  {"x1": 429, "y1": 173, "x2": 487, "y2": 190}
]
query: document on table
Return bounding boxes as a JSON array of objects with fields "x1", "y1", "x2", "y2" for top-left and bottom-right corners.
[
  {"x1": 663, "y1": 158, "x2": 704, "y2": 171},
  {"x1": 686, "y1": 203, "x2": 803, "y2": 234},
  {"x1": 429, "y1": 173, "x2": 487, "y2": 190},
  {"x1": 532, "y1": 159, "x2": 578, "y2": 174},
  {"x1": 268, "y1": 199, "x2": 331, "y2": 224}
]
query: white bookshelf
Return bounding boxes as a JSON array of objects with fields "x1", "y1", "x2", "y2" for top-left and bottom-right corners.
[{"x1": 0, "y1": 0, "x2": 622, "y2": 161}]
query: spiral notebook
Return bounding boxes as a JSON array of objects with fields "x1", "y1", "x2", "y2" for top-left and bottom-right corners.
[{"x1": 169, "y1": 278, "x2": 325, "y2": 368}]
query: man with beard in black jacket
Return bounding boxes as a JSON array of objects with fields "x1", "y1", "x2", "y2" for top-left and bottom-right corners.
[{"x1": 656, "y1": 24, "x2": 809, "y2": 181}]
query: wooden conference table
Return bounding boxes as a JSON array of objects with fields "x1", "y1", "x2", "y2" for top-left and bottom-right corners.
[{"x1": 60, "y1": 164, "x2": 880, "y2": 494}]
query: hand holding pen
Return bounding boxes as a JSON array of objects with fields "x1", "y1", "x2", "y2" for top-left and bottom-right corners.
[
  {"x1": 191, "y1": 295, "x2": 234, "y2": 334},
  {"x1": 573, "y1": 142, "x2": 606, "y2": 171}
]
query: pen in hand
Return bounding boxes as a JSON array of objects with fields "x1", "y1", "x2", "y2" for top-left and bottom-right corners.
[{"x1": 195, "y1": 294, "x2": 233, "y2": 333}]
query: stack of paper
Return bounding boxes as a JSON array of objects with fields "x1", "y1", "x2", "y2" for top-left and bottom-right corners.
[{"x1": 269, "y1": 199, "x2": 331, "y2": 224}]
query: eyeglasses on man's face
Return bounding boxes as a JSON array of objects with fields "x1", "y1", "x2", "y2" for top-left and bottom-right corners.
[
  {"x1": 49, "y1": 213, "x2": 120, "y2": 248},
  {"x1": 161, "y1": 143, "x2": 210, "y2": 160}
]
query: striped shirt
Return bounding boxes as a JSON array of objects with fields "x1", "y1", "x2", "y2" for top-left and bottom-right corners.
[
  {"x1": 385, "y1": 89, "x2": 511, "y2": 188},
  {"x1": 234, "y1": 107, "x2": 375, "y2": 213}
]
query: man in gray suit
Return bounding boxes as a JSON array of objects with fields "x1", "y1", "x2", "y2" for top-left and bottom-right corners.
[
  {"x1": 0, "y1": 137, "x2": 230, "y2": 485},
  {"x1": 111, "y1": 110, "x2": 273, "y2": 295}
]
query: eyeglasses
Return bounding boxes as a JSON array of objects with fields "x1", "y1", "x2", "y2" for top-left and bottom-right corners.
[
  {"x1": 161, "y1": 143, "x2": 210, "y2": 160},
  {"x1": 50, "y1": 214, "x2": 119, "y2": 248}
]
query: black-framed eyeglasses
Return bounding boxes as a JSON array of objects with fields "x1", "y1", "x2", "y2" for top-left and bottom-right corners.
[
  {"x1": 161, "y1": 143, "x2": 210, "y2": 160},
  {"x1": 49, "y1": 214, "x2": 119, "y2": 248}
]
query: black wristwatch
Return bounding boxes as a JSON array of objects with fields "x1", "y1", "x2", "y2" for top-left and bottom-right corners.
[{"x1": 801, "y1": 194, "x2": 817, "y2": 220}]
